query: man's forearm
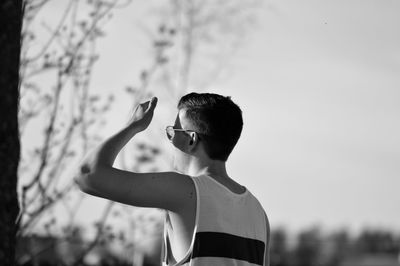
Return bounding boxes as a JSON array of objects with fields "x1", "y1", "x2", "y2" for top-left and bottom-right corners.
[
  {"x1": 75, "y1": 97, "x2": 157, "y2": 194},
  {"x1": 81, "y1": 123, "x2": 140, "y2": 174}
]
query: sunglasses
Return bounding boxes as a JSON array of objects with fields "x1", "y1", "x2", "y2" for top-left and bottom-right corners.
[{"x1": 165, "y1": 126, "x2": 199, "y2": 141}]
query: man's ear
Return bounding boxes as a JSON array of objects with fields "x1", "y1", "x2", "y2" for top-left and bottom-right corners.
[{"x1": 188, "y1": 132, "x2": 198, "y2": 151}]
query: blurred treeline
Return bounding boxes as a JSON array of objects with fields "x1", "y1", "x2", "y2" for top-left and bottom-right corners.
[
  {"x1": 15, "y1": 226, "x2": 400, "y2": 266},
  {"x1": 269, "y1": 227, "x2": 400, "y2": 266}
]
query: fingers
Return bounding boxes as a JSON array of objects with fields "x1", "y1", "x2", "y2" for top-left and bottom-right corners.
[
  {"x1": 146, "y1": 97, "x2": 158, "y2": 112},
  {"x1": 136, "y1": 97, "x2": 158, "y2": 115}
]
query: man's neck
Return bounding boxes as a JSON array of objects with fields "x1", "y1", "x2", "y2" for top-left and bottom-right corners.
[{"x1": 186, "y1": 157, "x2": 229, "y2": 179}]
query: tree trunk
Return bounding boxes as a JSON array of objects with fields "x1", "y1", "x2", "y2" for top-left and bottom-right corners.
[{"x1": 0, "y1": 0, "x2": 23, "y2": 265}]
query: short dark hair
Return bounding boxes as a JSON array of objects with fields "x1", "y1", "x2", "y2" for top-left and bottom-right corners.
[{"x1": 177, "y1": 92, "x2": 243, "y2": 161}]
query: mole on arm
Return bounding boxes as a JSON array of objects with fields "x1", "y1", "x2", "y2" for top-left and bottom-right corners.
[{"x1": 80, "y1": 164, "x2": 91, "y2": 174}]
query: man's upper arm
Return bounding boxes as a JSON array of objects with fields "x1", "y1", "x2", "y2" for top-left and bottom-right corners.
[{"x1": 75, "y1": 166, "x2": 195, "y2": 212}]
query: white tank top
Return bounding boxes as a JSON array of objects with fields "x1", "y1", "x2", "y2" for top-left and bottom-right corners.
[{"x1": 162, "y1": 174, "x2": 269, "y2": 266}]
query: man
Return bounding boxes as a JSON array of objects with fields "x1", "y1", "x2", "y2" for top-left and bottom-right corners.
[{"x1": 75, "y1": 92, "x2": 270, "y2": 266}]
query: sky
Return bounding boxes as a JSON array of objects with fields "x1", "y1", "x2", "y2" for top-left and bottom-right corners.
[
  {"x1": 30, "y1": 0, "x2": 400, "y2": 234},
  {"x1": 213, "y1": 0, "x2": 400, "y2": 232}
]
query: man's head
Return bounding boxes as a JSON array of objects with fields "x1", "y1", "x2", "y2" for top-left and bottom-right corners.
[{"x1": 168, "y1": 93, "x2": 243, "y2": 171}]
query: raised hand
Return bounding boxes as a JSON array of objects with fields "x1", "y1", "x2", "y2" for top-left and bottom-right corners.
[{"x1": 128, "y1": 97, "x2": 158, "y2": 132}]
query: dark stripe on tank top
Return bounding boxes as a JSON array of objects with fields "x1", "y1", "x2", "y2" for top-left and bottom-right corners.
[{"x1": 191, "y1": 231, "x2": 265, "y2": 265}]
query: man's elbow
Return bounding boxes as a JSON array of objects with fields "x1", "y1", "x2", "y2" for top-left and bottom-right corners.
[
  {"x1": 74, "y1": 164, "x2": 97, "y2": 194},
  {"x1": 74, "y1": 173, "x2": 92, "y2": 193}
]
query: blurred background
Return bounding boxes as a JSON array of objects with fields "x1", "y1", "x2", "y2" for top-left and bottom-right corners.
[{"x1": 18, "y1": 0, "x2": 400, "y2": 265}]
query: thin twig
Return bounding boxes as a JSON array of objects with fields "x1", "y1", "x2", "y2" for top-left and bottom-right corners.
[{"x1": 26, "y1": 0, "x2": 75, "y2": 62}]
